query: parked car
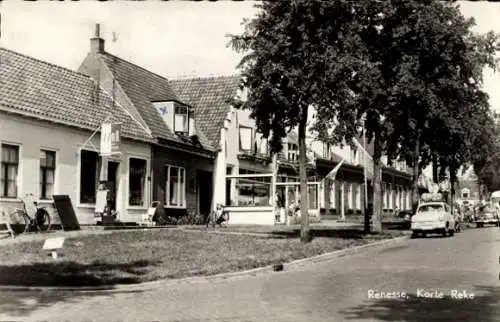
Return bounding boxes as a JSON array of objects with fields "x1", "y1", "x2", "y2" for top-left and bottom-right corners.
[
  {"x1": 474, "y1": 204, "x2": 500, "y2": 228},
  {"x1": 411, "y1": 194, "x2": 456, "y2": 238}
]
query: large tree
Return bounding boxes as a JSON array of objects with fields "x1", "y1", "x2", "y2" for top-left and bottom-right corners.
[
  {"x1": 231, "y1": 0, "x2": 498, "y2": 237},
  {"x1": 229, "y1": 0, "x2": 369, "y2": 242},
  {"x1": 344, "y1": 0, "x2": 498, "y2": 229}
]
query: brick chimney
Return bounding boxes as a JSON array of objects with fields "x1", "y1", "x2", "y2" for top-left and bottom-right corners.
[{"x1": 90, "y1": 23, "x2": 105, "y2": 54}]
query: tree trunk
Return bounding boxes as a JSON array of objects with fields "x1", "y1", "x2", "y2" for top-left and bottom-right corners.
[
  {"x1": 299, "y1": 105, "x2": 311, "y2": 243},
  {"x1": 371, "y1": 133, "x2": 383, "y2": 233},
  {"x1": 411, "y1": 131, "x2": 421, "y2": 213},
  {"x1": 432, "y1": 154, "x2": 438, "y2": 184},
  {"x1": 450, "y1": 164, "x2": 456, "y2": 214}
]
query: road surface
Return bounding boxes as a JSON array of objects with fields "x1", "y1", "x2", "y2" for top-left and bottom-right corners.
[{"x1": 1, "y1": 227, "x2": 499, "y2": 322}]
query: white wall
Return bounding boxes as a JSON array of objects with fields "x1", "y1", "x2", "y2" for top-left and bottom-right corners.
[{"x1": 0, "y1": 113, "x2": 152, "y2": 225}]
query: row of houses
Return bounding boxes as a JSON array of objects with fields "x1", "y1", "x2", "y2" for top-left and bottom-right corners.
[{"x1": 0, "y1": 24, "x2": 415, "y2": 226}]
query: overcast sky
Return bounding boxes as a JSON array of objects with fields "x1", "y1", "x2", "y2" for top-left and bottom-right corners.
[{"x1": 1, "y1": 1, "x2": 499, "y2": 109}]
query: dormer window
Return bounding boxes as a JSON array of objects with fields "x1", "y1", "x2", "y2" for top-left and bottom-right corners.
[{"x1": 174, "y1": 105, "x2": 189, "y2": 134}]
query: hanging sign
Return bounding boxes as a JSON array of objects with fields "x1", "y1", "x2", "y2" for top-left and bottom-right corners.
[{"x1": 100, "y1": 122, "x2": 121, "y2": 155}]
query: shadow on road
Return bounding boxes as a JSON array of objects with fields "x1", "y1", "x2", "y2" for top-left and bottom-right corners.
[
  {"x1": 0, "y1": 288, "x2": 145, "y2": 318},
  {"x1": 0, "y1": 259, "x2": 161, "y2": 287},
  {"x1": 266, "y1": 227, "x2": 407, "y2": 240},
  {"x1": 339, "y1": 285, "x2": 500, "y2": 322}
]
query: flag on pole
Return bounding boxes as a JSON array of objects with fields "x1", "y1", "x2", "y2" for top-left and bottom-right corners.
[{"x1": 323, "y1": 159, "x2": 345, "y2": 182}]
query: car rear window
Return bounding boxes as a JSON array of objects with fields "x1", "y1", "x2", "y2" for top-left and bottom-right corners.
[{"x1": 418, "y1": 204, "x2": 444, "y2": 212}]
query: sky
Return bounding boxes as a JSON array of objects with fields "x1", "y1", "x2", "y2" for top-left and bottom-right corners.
[{"x1": 0, "y1": 1, "x2": 499, "y2": 108}]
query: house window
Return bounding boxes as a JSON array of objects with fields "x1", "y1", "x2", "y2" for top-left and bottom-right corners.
[
  {"x1": 287, "y1": 143, "x2": 298, "y2": 161},
  {"x1": 461, "y1": 188, "x2": 470, "y2": 199},
  {"x1": 174, "y1": 104, "x2": 189, "y2": 134},
  {"x1": 40, "y1": 150, "x2": 56, "y2": 200},
  {"x1": 354, "y1": 184, "x2": 360, "y2": 210},
  {"x1": 80, "y1": 150, "x2": 99, "y2": 204},
  {"x1": 1, "y1": 144, "x2": 19, "y2": 198},
  {"x1": 323, "y1": 142, "x2": 331, "y2": 159},
  {"x1": 165, "y1": 165, "x2": 185, "y2": 207},
  {"x1": 351, "y1": 148, "x2": 359, "y2": 165},
  {"x1": 239, "y1": 127, "x2": 253, "y2": 152},
  {"x1": 129, "y1": 158, "x2": 147, "y2": 206},
  {"x1": 382, "y1": 183, "x2": 387, "y2": 208},
  {"x1": 256, "y1": 134, "x2": 268, "y2": 155},
  {"x1": 388, "y1": 183, "x2": 393, "y2": 209},
  {"x1": 329, "y1": 182, "x2": 335, "y2": 209}
]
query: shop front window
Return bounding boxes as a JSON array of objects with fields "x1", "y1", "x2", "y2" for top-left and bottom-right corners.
[
  {"x1": 129, "y1": 158, "x2": 147, "y2": 206},
  {"x1": 80, "y1": 150, "x2": 99, "y2": 204},
  {"x1": 234, "y1": 177, "x2": 271, "y2": 206}
]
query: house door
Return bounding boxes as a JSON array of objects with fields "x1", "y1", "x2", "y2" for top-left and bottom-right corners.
[
  {"x1": 107, "y1": 161, "x2": 119, "y2": 211},
  {"x1": 197, "y1": 170, "x2": 213, "y2": 217}
]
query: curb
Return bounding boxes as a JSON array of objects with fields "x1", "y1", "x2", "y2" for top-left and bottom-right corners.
[{"x1": 0, "y1": 235, "x2": 410, "y2": 293}]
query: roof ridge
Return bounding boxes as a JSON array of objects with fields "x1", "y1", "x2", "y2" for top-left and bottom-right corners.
[
  {"x1": 0, "y1": 46, "x2": 94, "y2": 82},
  {"x1": 170, "y1": 74, "x2": 242, "y2": 82},
  {"x1": 100, "y1": 51, "x2": 172, "y2": 82}
]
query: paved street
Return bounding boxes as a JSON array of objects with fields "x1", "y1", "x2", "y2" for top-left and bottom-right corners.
[{"x1": 0, "y1": 227, "x2": 499, "y2": 322}]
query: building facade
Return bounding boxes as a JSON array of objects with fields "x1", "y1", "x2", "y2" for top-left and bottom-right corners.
[
  {"x1": 78, "y1": 25, "x2": 222, "y2": 219},
  {"x1": 0, "y1": 47, "x2": 154, "y2": 225}
]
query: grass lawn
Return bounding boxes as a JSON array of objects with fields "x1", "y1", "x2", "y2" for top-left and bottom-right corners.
[{"x1": 0, "y1": 228, "x2": 406, "y2": 287}]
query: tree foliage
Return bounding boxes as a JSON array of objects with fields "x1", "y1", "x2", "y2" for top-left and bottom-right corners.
[
  {"x1": 229, "y1": 0, "x2": 371, "y2": 241},
  {"x1": 230, "y1": 0, "x2": 499, "y2": 236}
]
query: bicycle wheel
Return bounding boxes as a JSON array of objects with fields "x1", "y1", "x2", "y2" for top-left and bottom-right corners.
[
  {"x1": 10, "y1": 210, "x2": 29, "y2": 234},
  {"x1": 35, "y1": 208, "x2": 51, "y2": 232}
]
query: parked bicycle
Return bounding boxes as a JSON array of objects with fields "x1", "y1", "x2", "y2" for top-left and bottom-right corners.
[
  {"x1": 206, "y1": 203, "x2": 229, "y2": 227},
  {"x1": 9, "y1": 194, "x2": 51, "y2": 234}
]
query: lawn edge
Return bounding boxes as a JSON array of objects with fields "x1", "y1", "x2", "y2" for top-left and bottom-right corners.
[{"x1": 0, "y1": 234, "x2": 409, "y2": 293}]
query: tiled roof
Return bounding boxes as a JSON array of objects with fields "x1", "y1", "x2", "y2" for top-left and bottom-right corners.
[
  {"x1": 96, "y1": 53, "x2": 215, "y2": 151},
  {"x1": 98, "y1": 53, "x2": 179, "y2": 140},
  {"x1": 0, "y1": 47, "x2": 153, "y2": 142},
  {"x1": 169, "y1": 75, "x2": 242, "y2": 148}
]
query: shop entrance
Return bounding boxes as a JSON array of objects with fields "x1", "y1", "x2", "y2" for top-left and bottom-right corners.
[
  {"x1": 197, "y1": 170, "x2": 213, "y2": 218},
  {"x1": 107, "y1": 161, "x2": 119, "y2": 211}
]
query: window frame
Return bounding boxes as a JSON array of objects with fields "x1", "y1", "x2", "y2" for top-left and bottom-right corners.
[
  {"x1": 78, "y1": 148, "x2": 101, "y2": 206},
  {"x1": 174, "y1": 104, "x2": 189, "y2": 134},
  {"x1": 0, "y1": 143, "x2": 21, "y2": 200},
  {"x1": 39, "y1": 149, "x2": 57, "y2": 200},
  {"x1": 128, "y1": 156, "x2": 148, "y2": 208},
  {"x1": 165, "y1": 164, "x2": 186, "y2": 209},
  {"x1": 287, "y1": 143, "x2": 298, "y2": 161},
  {"x1": 239, "y1": 126, "x2": 254, "y2": 152}
]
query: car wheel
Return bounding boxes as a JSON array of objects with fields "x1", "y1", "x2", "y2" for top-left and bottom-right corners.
[
  {"x1": 449, "y1": 228, "x2": 455, "y2": 237},
  {"x1": 411, "y1": 232, "x2": 419, "y2": 239}
]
